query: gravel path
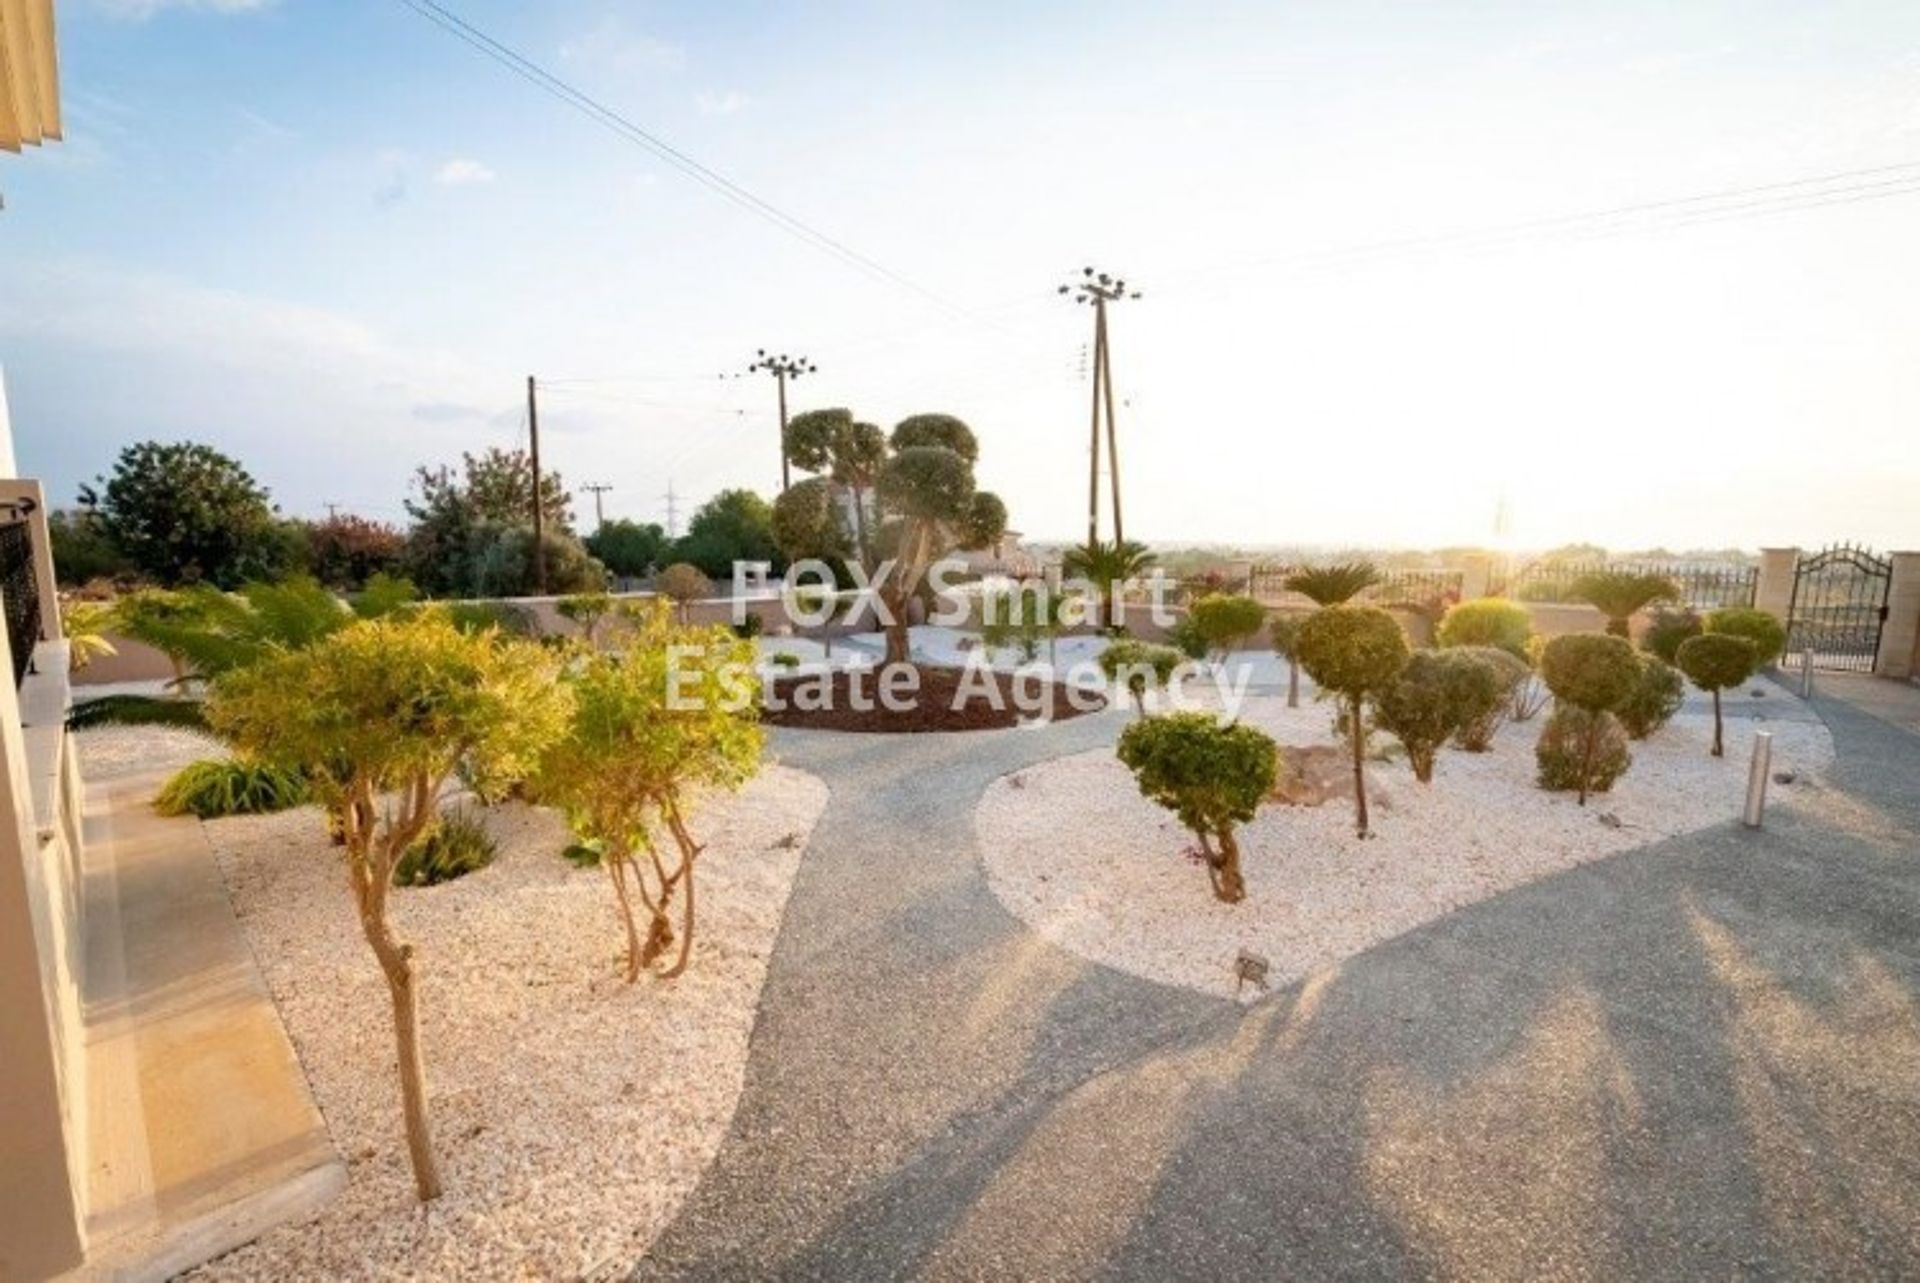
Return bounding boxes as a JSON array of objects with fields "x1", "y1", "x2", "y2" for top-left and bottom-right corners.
[
  {"x1": 981, "y1": 699, "x2": 1834, "y2": 999},
  {"x1": 638, "y1": 681, "x2": 1920, "y2": 1280},
  {"x1": 74, "y1": 731, "x2": 830, "y2": 1281}
]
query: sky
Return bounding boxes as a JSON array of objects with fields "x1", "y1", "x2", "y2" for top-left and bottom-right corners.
[{"x1": 1, "y1": 0, "x2": 1918, "y2": 553}]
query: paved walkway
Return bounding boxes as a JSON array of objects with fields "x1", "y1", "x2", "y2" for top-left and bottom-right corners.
[{"x1": 637, "y1": 686, "x2": 1920, "y2": 1280}]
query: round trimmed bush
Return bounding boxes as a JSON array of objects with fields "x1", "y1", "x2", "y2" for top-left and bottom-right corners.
[
  {"x1": 1617, "y1": 655, "x2": 1686, "y2": 740},
  {"x1": 1676, "y1": 633, "x2": 1760, "y2": 757},
  {"x1": 1436, "y1": 597, "x2": 1533, "y2": 658},
  {"x1": 1641, "y1": 608, "x2": 1703, "y2": 664},
  {"x1": 1536, "y1": 707, "x2": 1631, "y2": 797},
  {"x1": 1115, "y1": 711, "x2": 1278, "y2": 904},
  {"x1": 1538, "y1": 633, "x2": 1641, "y2": 713},
  {"x1": 1371, "y1": 650, "x2": 1502, "y2": 783},
  {"x1": 1704, "y1": 607, "x2": 1785, "y2": 666},
  {"x1": 1449, "y1": 645, "x2": 1531, "y2": 750},
  {"x1": 1188, "y1": 593, "x2": 1268, "y2": 661},
  {"x1": 1296, "y1": 606, "x2": 1409, "y2": 837},
  {"x1": 1098, "y1": 639, "x2": 1184, "y2": 713}
]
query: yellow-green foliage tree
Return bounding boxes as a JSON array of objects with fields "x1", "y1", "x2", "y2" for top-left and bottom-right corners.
[
  {"x1": 207, "y1": 614, "x2": 567, "y2": 1201},
  {"x1": 535, "y1": 602, "x2": 763, "y2": 982}
]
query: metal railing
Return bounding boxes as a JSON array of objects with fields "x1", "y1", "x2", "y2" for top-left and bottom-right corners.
[
  {"x1": 0, "y1": 520, "x2": 41, "y2": 688},
  {"x1": 1495, "y1": 560, "x2": 1757, "y2": 611},
  {"x1": 1246, "y1": 564, "x2": 1465, "y2": 608}
]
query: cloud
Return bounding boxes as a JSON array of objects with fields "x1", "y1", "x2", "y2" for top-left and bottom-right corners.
[
  {"x1": 90, "y1": 0, "x2": 271, "y2": 18},
  {"x1": 433, "y1": 158, "x2": 498, "y2": 186},
  {"x1": 559, "y1": 17, "x2": 685, "y2": 73},
  {"x1": 695, "y1": 90, "x2": 752, "y2": 116}
]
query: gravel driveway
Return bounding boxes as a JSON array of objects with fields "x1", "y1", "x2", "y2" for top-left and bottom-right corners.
[{"x1": 635, "y1": 686, "x2": 1920, "y2": 1280}]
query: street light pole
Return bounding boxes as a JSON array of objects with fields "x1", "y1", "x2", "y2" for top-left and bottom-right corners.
[{"x1": 744, "y1": 350, "x2": 816, "y2": 493}]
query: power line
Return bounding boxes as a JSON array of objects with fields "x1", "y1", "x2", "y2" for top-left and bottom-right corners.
[{"x1": 392, "y1": 0, "x2": 973, "y2": 320}]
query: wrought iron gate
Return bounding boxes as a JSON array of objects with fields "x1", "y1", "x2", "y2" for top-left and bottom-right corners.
[{"x1": 1787, "y1": 543, "x2": 1892, "y2": 673}]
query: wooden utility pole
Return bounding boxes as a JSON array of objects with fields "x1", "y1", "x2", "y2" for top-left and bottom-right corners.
[
  {"x1": 744, "y1": 350, "x2": 816, "y2": 492},
  {"x1": 1059, "y1": 267, "x2": 1140, "y2": 549},
  {"x1": 582, "y1": 482, "x2": 612, "y2": 530},
  {"x1": 527, "y1": 374, "x2": 547, "y2": 594}
]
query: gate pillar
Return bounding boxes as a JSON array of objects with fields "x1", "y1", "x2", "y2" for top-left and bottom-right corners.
[
  {"x1": 1876, "y1": 552, "x2": 1920, "y2": 679},
  {"x1": 1755, "y1": 547, "x2": 1799, "y2": 623}
]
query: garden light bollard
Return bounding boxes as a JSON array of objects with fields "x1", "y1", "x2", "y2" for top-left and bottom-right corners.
[
  {"x1": 1743, "y1": 731, "x2": 1773, "y2": 829},
  {"x1": 1799, "y1": 648, "x2": 1814, "y2": 698}
]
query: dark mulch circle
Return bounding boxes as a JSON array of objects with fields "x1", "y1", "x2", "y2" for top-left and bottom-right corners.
[{"x1": 762, "y1": 663, "x2": 1106, "y2": 733}]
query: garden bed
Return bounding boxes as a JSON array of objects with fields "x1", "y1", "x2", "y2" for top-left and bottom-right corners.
[
  {"x1": 75, "y1": 729, "x2": 830, "y2": 1280},
  {"x1": 761, "y1": 662, "x2": 1105, "y2": 732},
  {"x1": 978, "y1": 696, "x2": 1833, "y2": 1000}
]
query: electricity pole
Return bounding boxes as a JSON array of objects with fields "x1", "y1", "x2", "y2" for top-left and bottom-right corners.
[
  {"x1": 1058, "y1": 267, "x2": 1140, "y2": 549},
  {"x1": 742, "y1": 350, "x2": 816, "y2": 492},
  {"x1": 663, "y1": 480, "x2": 680, "y2": 539},
  {"x1": 323, "y1": 501, "x2": 341, "y2": 520},
  {"x1": 582, "y1": 482, "x2": 612, "y2": 531},
  {"x1": 527, "y1": 374, "x2": 547, "y2": 594}
]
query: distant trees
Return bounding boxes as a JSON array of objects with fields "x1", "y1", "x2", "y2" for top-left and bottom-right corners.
[
  {"x1": 307, "y1": 514, "x2": 407, "y2": 589},
  {"x1": 673, "y1": 489, "x2": 780, "y2": 580},
  {"x1": 586, "y1": 518, "x2": 670, "y2": 580},
  {"x1": 48, "y1": 507, "x2": 133, "y2": 586},
  {"x1": 88, "y1": 441, "x2": 283, "y2": 587},
  {"x1": 401, "y1": 448, "x2": 600, "y2": 597}
]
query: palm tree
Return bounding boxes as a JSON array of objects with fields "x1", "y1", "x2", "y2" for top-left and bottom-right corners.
[
  {"x1": 1571, "y1": 570, "x2": 1678, "y2": 638},
  {"x1": 1060, "y1": 538, "x2": 1157, "y2": 629},
  {"x1": 1284, "y1": 560, "x2": 1382, "y2": 607}
]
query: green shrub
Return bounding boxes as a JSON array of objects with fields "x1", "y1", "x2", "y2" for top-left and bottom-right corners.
[
  {"x1": 1640, "y1": 607, "x2": 1702, "y2": 663},
  {"x1": 1617, "y1": 656, "x2": 1685, "y2": 740},
  {"x1": 1448, "y1": 645, "x2": 1531, "y2": 750},
  {"x1": 1538, "y1": 633, "x2": 1641, "y2": 713},
  {"x1": 557, "y1": 591, "x2": 616, "y2": 644},
  {"x1": 1187, "y1": 594, "x2": 1268, "y2": 663},
  {"x1": 1676, "y1": 633, "x2": 1759, "y2": 757},
  {"x1": 770, "y1": 650, "x2": 802, "y2": 670},
  {"x1": 155, "y1": 758, "x2": 310, "y2": 819},
  {"x1": 731, "y1": 613, "x2": 766, "y2": 640},
  {"x1": 1284, "y1": 561, "x2": 1381, "y2": 606},
  {"x1": 441, "y1": 600, "x2": 540, "y2": 638},
  {"x1": 1165, "y1": 614, "x2": 1208, "y2": 660},
  {"x1": 1098, "y1": 639, "x2": 1184, "y2": 715},
  {"x1": 1295, "y1": 605, "x2": 1409, "y2": 836},
  {"x1": 1536, "y1": 633, "x2": 1641, "y2": 802},
  {"x1": 1570, "y1": 570, "x2": 1678, "y2": 638},
  {"x1": 1115, "y1": 711, "x2": 1278, "y2": 904},
  {"x1": 392, "y1": 807, "x2": 498, "y2": 887},
  {"x1": 1436, "y1": 597, "x2": 1533, "y2": 658},
  {"x1": 1536, "y1": 707, "x2": 1631, "y2": 797},
  {"x1": 1370, "y1": 650, "x2": 1502, "y2": 783},
  {"x1": 1704, "y1": 607, "x2": 1785, "y2": 667}
]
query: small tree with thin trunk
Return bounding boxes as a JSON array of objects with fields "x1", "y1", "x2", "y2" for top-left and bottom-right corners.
[
  {"x1": 1294, "y1": 606, "x2": 1409, "y2": 837},
  {"x1": 207, "y1": 614, "x2": 566, "y2": 1201},
  {"x1": 1097, "y1": 638, "x2": 1183, "y2": 716},
  {"x1": 556, "y1": 590, "x2": 615, "y2": 646},
  {"x1": 536, "y1": 601, "x2": 763, "y2": 980},
  {"x1": 655, "y1": 562, "x2": 712, "y2": 624},
  {"x1": 1116, "y1": 711, "x2": 1278, "y2": 904},
  {"x1": 1188, "y1": 593, "x2": 1268, "y2": 667},
  {"x1": 1675, "y1": 633, "x2": 1758, "y2": 757},
  {"x1": 1536, "y1": 632, "x2": 1641, "y2": 801},
  {"x1": 1270, "y1": 614, "x2": 1304, "y2": 708}
]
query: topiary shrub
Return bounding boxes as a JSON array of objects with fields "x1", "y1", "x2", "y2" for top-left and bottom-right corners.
[
  {"x1": 1165, "y1": 614, "x2": 1208, "y2": 660},
  {"x1": 1570, "y1": 570, "x2": 1678, "y2": 638},
  {"x1": 1704, "y1": 607, "x2": 1785, "y2": 667},
  {"x1": 1187, "y1": 594, "x2": 1268, "y2": 664},
  {"x1": 1295, "y1": 605, "x2": 1409, "y2": 836},
  {"x1": 1436, "y1": 597, "x2": 1533, "y2": 658},
  {"x1": 1617, "y1": 655, "x2": 1685, "y2": 740},
  {"x1": 1370, "y1": 650, "x2": 1502, "y2": 783},
  {"x1": 1449, "y1": 645, "x2": 1531, "y2": 750},
  {"x1": 1098, "y1": 638, "x2": 1184, "y2": 716},
  {"x1": 1536, "y1": 707, "x2": 1631, "y2": 796},
  {"x1": 1676, "y1": 633, "x2": 1758, "y2": 757},
  {"x1": 1536, "y1": 633, "x2": 1641, "y2": 803},
  {"x1": 392, "y1": 807, "x2": 498, "y2": 887},
  {"x1": 1115, "y1": 711, "x2": 1278, "y2": 904},
  {"x1": 155, "y1": 758, "x2": 310, "y2": 819},
  {"x1": 1640, "y1": 607, "x2": 1702, "y2": 664}
]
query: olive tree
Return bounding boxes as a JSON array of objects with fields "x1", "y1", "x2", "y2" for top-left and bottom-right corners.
[
  {"x1": 1294, "y1": 606, "x2": 1409, "y2": 837},
  {"x1": 1676, "y1": 633, "x2": 1758, "y2": 757},
  {"x1": 1116, "y1": 711, "x2": 1278, "y2": 904},
  {"x1": 1536, "y1": 632, "x2": 1641, "y2": 802},
  {"x1": 207, "y1": 615, "x2": 566, "y2": 1201},
  {"x1": 536, "y1": 602, "x2": 762, "y2": 981},
  {"x1": 775, "y1": 411, "x2": 1005, "y2": 665}
]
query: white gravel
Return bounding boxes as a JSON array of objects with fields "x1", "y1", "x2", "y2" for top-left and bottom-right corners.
[
  {"x1": 977, "y1": 697, "x2": 1834, "y2": 1001},
  {"x1": 75, "y1": 730, "x2": 829, "y2": 1280}
]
